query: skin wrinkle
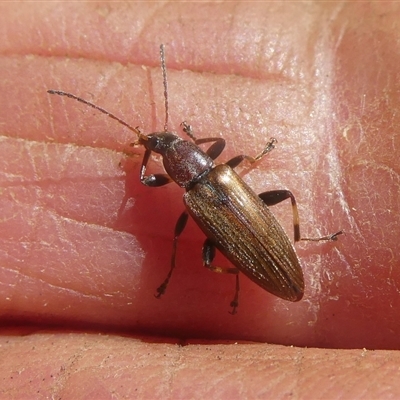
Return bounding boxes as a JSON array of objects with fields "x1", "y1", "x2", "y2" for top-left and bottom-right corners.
[
  {"x1": 91, "y1": 63, "x2": 121, "y2": 106},
  {"x1": 133, "y1": 3, "x2": 159, "y2": 46},
  {"x1": 3, "y1": 264, "x2": 103, "y2": 301},
  {"x1": 3, "y1": 199, "x2": 141, "y2": 293},
  {"x1": 3, "y1": 176, "x2": 124, "y2": 193},
  {"x1": 10, "y1": 36, "x2": 300, "y2": 84},
  {"x1": 224, "y1": 3, "x2": 237, "y2": 54},
  {"x1": 45, "y1": 73, "x2": 59, "y2": 142},
  {"x1": 50, "y1": 211, "x2": 82, "y2": 260},
  {"x1": 4, "y1": 136, "x2": 122, "y2": 178}
]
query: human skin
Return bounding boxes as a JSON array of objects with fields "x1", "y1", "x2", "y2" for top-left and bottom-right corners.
[{"x1": 1, "y1": 1, "x2": 400, "y2": 398}]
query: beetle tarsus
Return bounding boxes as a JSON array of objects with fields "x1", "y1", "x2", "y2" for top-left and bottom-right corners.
[
  {"x1": 155, "y1": 284, "x2": 167, "y2": 299},
  {"x1": 181, "y1": 121, "x2": 197, "y2": 141},
  {"x1": 229, "y1": 301, "x2": 238, "y2": 315},
  {"x1": 328, "y1": 230, "x2": 344, "y2": 241},
  {"x1": 255, "y1": 137, "x2": 277, "y2": 162},
  {"x1": 229, "y1": 275, "x2": 240, "y2": 315},
  {"x1": 301, "y1": 230, "x2": 344, "y2": 242}
]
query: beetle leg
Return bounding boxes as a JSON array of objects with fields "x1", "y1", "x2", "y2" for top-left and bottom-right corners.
[
  {"x1": 202, "y1": 239, "x2": 239, "y2": 274},
  {"x1": 226, "y1": 138, "x2": 277, "y2": 169},
  {"x1": 230, "y1": 275, "x2": 240, "y2": 315},
  {"x1": 140, "y1": 148, "x2": 173, "y2": 187},
  {"x1": 258, "y1": 190, "x2": 343, "y2": 243},
  {"x1": 181, "y1": 121, "x2": 226, "y2": 160},
  {"x1": 202, "y1": 238, "x2": 240, "y2": 313},
  {"x1": 180, "y1": 121, "x2": 197, "y2": 141},
  {"x1": 197, "y1": 137, "x2": 226, "y2": 160},
  {"x1": 155, "y1": 211, "x2": 189, "y2": 298}
]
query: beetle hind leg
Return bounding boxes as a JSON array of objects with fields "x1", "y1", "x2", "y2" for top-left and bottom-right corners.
[
  {"x1": 229, "y1": 275, "x2": 240, "y2": 315},
  {"x1": 155, "y1": 211, "x2": 189, "y2": 298},
  {"x1": 258, "y1": 189, "x2": 343, "y2": 243},
  {"x1": 202, "y1": 239, "x2": 240, "y2": 314}
]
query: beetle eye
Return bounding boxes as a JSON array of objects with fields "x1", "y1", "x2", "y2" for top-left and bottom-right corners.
[{"x1": 147, "y1": 135, "x2": 160, "y2": 150}]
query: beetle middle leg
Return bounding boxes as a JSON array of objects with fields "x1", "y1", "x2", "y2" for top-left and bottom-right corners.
[
  {"x1": 155, "y1": 211, "x2": 189, "y2": 298},
  {"x1": 203, "y1": 238, "x2": 240, "y2": 314},
  {"x1": 226, "y1": 138, "x2": 277, "y2": 169},
  {"x1": 181, "y1": 121, "x2": 226, "y2": 160},
  {"x1": 258, "y1": 190, "x2": 343, "y2": 242}
]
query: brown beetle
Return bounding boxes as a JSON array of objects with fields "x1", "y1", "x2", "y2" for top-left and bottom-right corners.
[{"x1": 48, "y1": 44, "x2": 342, "y2": 313}]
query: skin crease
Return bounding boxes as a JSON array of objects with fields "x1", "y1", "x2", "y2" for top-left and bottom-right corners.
[{"x1": 1, "y1": 1, "x2": 400, "y2": 398}]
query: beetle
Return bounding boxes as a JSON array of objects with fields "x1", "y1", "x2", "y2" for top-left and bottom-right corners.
[{"x1": 48, "y1": 44, "x2": 342, "y2": 313}]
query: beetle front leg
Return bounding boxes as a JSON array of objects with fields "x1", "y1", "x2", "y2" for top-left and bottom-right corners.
[
  {"x1": 156, "y1": 211, "x2": 189, "y2": 298},
  {"x1": 226, "y1": 138, "x2": 277, "y2": 169},
  {"x1": 202, "y1": 238, "x2": 240, "y2": 314},
  {"x1": 140, "y1": 148, "x2": 173, "y2": 187},
  {"x1": 258, "y1": 190, "x2": 343, "y2": 242}
]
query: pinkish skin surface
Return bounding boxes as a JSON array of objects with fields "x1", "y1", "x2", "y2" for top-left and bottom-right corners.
[{"x1": 1, "y1": 2, "x2": 400, "y2": 399}]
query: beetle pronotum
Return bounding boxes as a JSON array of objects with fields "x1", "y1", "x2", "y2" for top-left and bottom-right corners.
[{"x1": 48, "y1": 44, "x2": 342, "y2": 314}]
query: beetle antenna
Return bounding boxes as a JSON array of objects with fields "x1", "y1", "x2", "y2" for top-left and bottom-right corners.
[
  {"x1": 160, "y1": 44, "x2": 169, "y2": 132},
  {"x1": 47, "y1": 90, "x2": 145, "y2": 140}
]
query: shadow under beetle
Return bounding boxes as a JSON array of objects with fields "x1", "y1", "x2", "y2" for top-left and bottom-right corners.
[{"x1": 48, "y1": 44, "x2": 342, "y2": 314}]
